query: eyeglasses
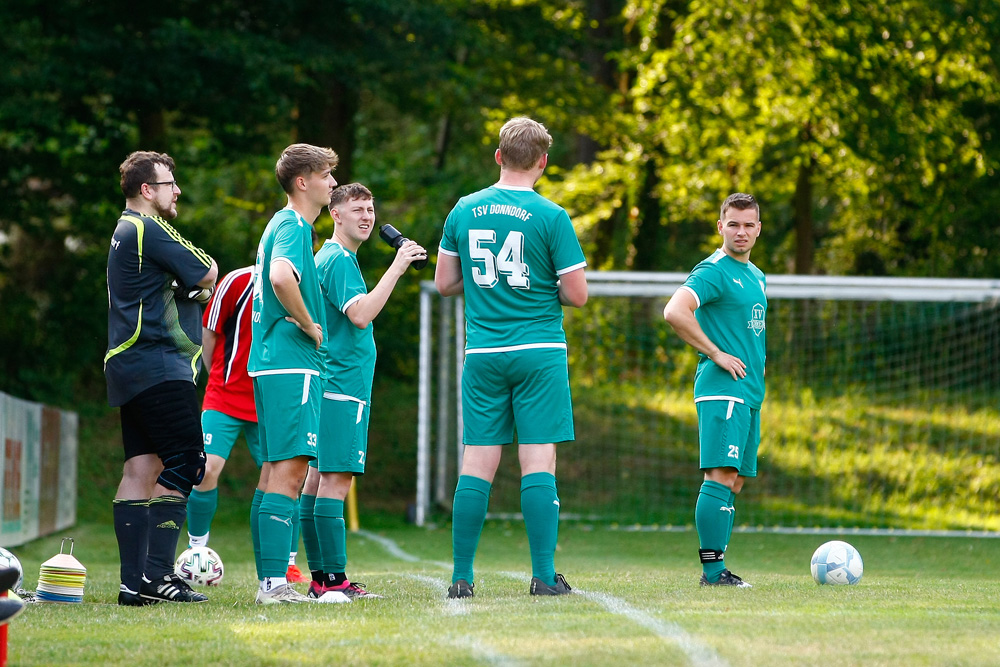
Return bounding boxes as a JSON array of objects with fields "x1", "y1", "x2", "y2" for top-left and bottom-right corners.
[{"x1": 147, "y1": 180, "x2": 179, "y2": 190}]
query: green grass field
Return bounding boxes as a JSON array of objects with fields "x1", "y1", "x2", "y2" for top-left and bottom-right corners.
[
  {"x1": 16, "y1": 388, "x2": 1000, "y2": 666},
  {"x1": 9, "y1": 509, "x2": 1000, "y2": 666}
]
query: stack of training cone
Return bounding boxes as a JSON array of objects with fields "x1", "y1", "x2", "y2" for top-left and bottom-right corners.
[{"x1": 36, "y1": 538, "x2": 85, "y2": 604}]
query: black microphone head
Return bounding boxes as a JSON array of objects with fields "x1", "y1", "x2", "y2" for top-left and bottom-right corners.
[
  {"x1": 379, "y1": 223, "x2": 426, "y2": 270},
  {"x1": 379, "y1": 224, "x2": 405, "y2": 249}
]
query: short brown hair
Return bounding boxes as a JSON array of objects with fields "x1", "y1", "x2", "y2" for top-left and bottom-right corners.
[
  {"x1": 498, "y1": 117, "x2": 553, "y2": 171},
  {"x1": 275, "y1": 144, "x2": 339, "y2": 194},
  {"x1": 120, "y1": 151, "x2": 175, "y2": 198},
  {"x1": 329, "y1": 183, "x2": 373, "y2": 209},
  {"x1": 720, "y1": 193, "x2": 759, "y2": 220}
]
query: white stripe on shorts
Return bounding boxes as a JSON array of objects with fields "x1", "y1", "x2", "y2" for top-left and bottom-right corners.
[
  {"x1": 693, "y1": 395, "x2": 744, "y2": 404},
  {"x1": 321, "y1": 391, "x2": 366, "y2": 424},
  {"x1": 301, "y1": 374, "x2": 311, "y2": 405},
  {"x1": 248, "y1": 368, "x2": 321, "y2": 377},
  {"x1": 465, "y1": 342, "x2": 567, "y2": 354},
  {"x1": 726, "y1": 400, "x2": 734, "y2": 420},
  {"x1": 322, "y1": 392, "x2": 366, "y2": 405}
]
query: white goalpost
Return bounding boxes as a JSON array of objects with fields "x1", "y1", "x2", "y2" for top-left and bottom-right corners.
[{"x1": 416, "y1": 273, "x2": 1000, "y2": 531}]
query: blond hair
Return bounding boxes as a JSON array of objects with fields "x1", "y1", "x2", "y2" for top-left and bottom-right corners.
[
  {"x1": 275, "y1": 144, "x2": 339, "y2": 194},
  {"x1": 498, "y1": 117, "x2": 552, "y2": 171}
]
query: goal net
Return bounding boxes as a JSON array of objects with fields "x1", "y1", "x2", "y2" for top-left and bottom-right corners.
[{"x1": 415, "y1": 273, "x2": 1000, "y2": 532}]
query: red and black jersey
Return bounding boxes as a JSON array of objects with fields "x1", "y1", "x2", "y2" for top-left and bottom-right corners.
[{"x1": 201, "y1": 266, "x2": 256, "y2": 421}]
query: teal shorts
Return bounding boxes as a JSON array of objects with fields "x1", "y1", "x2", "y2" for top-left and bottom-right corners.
[
  {"x1": 201, "y1": 409, "x2": 262, "y2": 468},
  {"x1": 252, "y1": 373, "x2": 321, "y2": 463},
  {"x1": 312, "y1": 392, "x2": 369, "y2": 474},
  {"x1": 462, "y1": 347, "x2": 574, "y2": 446},
  {"x1": 696, "y1": 399, "x2": 759, "y2": 476}
]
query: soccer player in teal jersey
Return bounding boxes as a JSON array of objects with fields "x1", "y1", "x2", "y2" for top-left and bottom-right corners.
[
  {"x1": 435, "y1": 117, "x2": 588, "y2": 598},
  {"x1": 248, "y1": 144, "x2": 338, "y2": 604},
  {"x1": 301, "y1": 183, "x2": 426, "y2": 603},
  {"x1": 663, "y1": 192, "x2": 767, "y2": 588}
]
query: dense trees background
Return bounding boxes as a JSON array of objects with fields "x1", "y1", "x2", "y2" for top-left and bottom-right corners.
[{"x1": 1, "y1": 0, "x2": 998, "y2": 406}]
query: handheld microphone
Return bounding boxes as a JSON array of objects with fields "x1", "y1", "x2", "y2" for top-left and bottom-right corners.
[{"x1": 379, "y1": 224, "x2": 427, "y2": 270}]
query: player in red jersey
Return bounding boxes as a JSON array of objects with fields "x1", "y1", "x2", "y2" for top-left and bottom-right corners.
[{"x1": 186, "y1": 266, "x2": 307, "y2": 583}]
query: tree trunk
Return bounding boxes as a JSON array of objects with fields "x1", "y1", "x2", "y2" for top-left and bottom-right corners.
[
  {"x1": 295, "y1": 76, "x2": 360, "y2": 184},
  {"x1": 575, "y1": 0, "x2": 619, "y2": 164},
  {"x1": 793, "y1": 155, "x2": 814, "y2": 274},
  {"x1": 435, "y1": 46, "x2": 469, "y2": 172},
  {"x1": 631, "y1": 159, "x2": 662, "y2": 270},
  {"x1": 138, "y1": 109, "x2": 165, "y2": 150},
  {"x1": 590, "y1": 204, "x2": 626, "y2": 269}
]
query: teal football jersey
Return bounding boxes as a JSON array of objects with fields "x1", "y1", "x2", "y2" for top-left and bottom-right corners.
[
  {"x1": 249, "y1": 208, "x2": 327, "y2": 375},
  {"x1": 680, "y1": 249, "x2": 767, "y2": 408},
  {"x1": 439, "y1": 184, "x2": 586, "y2": 351},
  {"x1": 315, "y1": 240, "x2": 376, "y2": 400}
]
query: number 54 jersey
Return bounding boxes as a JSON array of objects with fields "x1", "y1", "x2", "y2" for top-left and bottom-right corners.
[{"x1": 439, "y1": 184, "x2": 587, "y2": 352}]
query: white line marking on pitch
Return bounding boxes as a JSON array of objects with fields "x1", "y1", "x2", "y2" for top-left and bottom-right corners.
[
  {"x1": 356, "y1": 530, "x2": 422, "y2": 562},
  {"x1": 577, "y1": 590, "x2": 730, "y2": 667},
  {"x1": 356, "y1": 530, "x2": 450, "y2": 569},
  {"x1": 496, "y1": 570, "x2": 729, "y2": 667},
  {"x1": 402, "y1": 573, "x2": 522, "y2": 665},
  {"x1": 403, "y1": 574, "x2": 468, "y2": 616},
  {"x1": 360, "y1": 531, "x2": 729, "y2": 667}
]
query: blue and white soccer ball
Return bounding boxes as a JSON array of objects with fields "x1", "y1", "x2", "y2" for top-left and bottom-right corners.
[
  {"x1": 0, "y1": 547, "x2": 23, "y2": 590},
  {"x1": 811, "y1": 540, "x2": 863, "y2": 585},
  {"x1": 174, "y1": 546, "x2": 224, "y2": 586}
]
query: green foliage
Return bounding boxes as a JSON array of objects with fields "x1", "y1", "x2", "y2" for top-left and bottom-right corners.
[
  {"x1": 553, "y1": 0, "x2": 1000, "y2": 276},
  {"x1": 0, "y1": 0, "x2": 609, "y2": 403},
  {"x1": 2, "y1": 0, "x2": 999, "y2": 417}
]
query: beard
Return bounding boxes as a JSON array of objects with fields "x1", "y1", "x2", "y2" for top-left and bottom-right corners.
[{"x1": 153, "y1": 199, "x2": 178, "y2": 220}]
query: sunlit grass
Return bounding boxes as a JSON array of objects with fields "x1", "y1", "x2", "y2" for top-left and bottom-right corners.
[{"x1": 10, "y1": 518, "x2": 1000, "y2": 666}]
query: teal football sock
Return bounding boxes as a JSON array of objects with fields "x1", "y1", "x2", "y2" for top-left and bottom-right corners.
[
  {"x1": 258, "y1": 493, "x2": 296, "y2": 578},
  {"x1": 315, "y1": 497, "x2": 347, "y2": 574},
  {"x1": 289, "y1": 496, "x2": 301, "y2": 560},
  {"x1": 250, "y1": 488, "x2": 264, "y2": 580},
  {"x1": 186, "y1": 487, "x2": 218, "y2": 541},
  {"x1": 695, "y1": 480, "x2": 732, "y2": 582},
  {"x1": 298, "y1": 494, "x2": 322, "y2": 572},
  {"x1": 725, "y1": 490, "x2": 737, "y2": 551},
  {"x1": 452, "y1": 475, "x2": 491, "y2": 584},
  {"x1": 520, "y1": 472, "x2": 560, "y2": 585}
]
